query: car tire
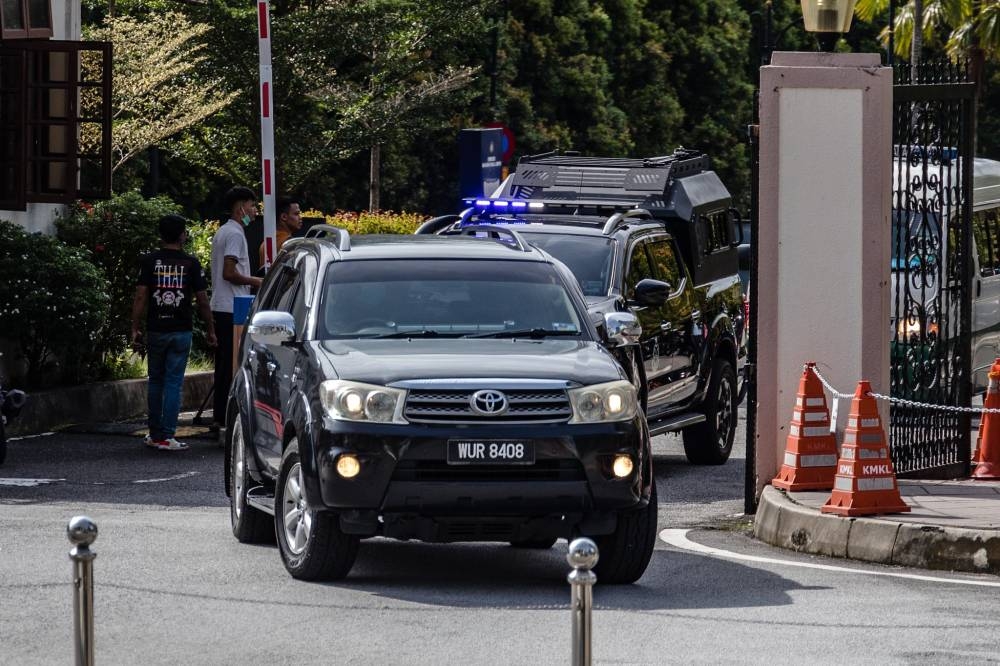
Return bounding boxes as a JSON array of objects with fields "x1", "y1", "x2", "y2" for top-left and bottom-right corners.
[
  {"x1": 276, "y1": 439, "x2": 359, "y2": 581},
  {"x1": 682, "y1": 358, "x2": 737, "y2": 465},
  {"x1": 593, "y1": 480, "x2": 657, "y2": 585},
  {"x1": 229, "y1": 417, "x2": 274, "y2": 544},
  {"x1": 509, "y1": 538, "x2": 557, "y2": 549}
]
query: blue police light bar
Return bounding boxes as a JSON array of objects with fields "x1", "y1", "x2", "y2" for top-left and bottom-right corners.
[
  {"x1": 510, "y1": 201, "x2": 528, "y2": 210},
  {"x1": 475, "y1": 199, "x2": 491, "y2": 208}
]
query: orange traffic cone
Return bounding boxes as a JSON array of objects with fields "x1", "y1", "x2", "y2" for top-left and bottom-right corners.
[
  {"x1": 973, "y1": 368, "x2": 1000, "y2": 480},
  {"x1": 821, "y1": 380, "x2": 910, "y2": 516},
  {"x1": 973, "y1": 358, "x2": 1000, "y2": 464},
  {"x1": 772, "y1": 363, "x2": 838, "y2": 491}
]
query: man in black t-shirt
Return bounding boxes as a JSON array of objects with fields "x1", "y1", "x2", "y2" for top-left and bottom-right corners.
[{"x1": 131, "y1": 215, "x2": 218, "y2": 451}]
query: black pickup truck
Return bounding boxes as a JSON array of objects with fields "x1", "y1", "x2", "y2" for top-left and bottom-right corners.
[{"x1": 419, "y1": 149, "x2": 746, "y2": 464}]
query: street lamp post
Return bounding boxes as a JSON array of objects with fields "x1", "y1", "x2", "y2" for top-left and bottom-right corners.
[{"x1": 799, "y1": 0, "x2": 858, "y2": 51}]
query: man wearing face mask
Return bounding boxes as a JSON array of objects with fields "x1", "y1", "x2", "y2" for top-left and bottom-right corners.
[{"x1": 210, "y1": 186, "x2": 264, "y2": 430}]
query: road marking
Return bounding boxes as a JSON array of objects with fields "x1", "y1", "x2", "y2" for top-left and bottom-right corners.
[
  {"x1": 133, "y1": 471, "x2": 200, "y2": 484},
  {"x1": 660, "y1": 528, "x2": 1000, "y2": 588},
  {"x1": 6, "y1": 432, "x2": 55, "y2": 442},
  {"x1": 0, "y1": 478, "x2": 64, "y2": 487}
]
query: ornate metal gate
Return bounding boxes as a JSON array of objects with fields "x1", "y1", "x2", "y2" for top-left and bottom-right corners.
[{"x1": 889, "y1": 62, "x2": 976, "y2": 478}]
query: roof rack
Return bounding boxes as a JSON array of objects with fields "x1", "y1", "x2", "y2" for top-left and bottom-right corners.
[
  {"x1": 304, "y1": 224, "x2": 351, "y2": 251},
  {"x1": 505, "y1": 147, "x2": 710, "y2": 210},
  {"x1": 455, "y1": 224, "x2": 531, "y2": 252}
]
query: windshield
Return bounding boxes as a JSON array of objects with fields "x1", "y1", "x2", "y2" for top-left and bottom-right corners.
[
  {"x1": 519, "y1": 233, "x2": 613, "y2": 297},
  {"x1": 318, "y1": 259, "x2": 584, "y2": 339}
]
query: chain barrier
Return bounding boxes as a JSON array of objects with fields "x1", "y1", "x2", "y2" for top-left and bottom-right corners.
[{"x1": 809, "y1": 365, "x2": 1000, "y2": 415}]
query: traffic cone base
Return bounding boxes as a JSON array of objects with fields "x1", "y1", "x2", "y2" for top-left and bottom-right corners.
[
  {"x1": 821, "y1": 380, "x2": 910, "y2": 517},
  {"x1": 772, "y1": 363, "x2": 839, "y2": 492}
]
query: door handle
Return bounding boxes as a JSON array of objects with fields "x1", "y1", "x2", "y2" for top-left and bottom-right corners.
[{"x1": 266, "y1": 362, "x2": 277, "y2": 373}]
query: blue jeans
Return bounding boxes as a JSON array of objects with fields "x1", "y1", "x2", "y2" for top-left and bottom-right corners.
[{"x1": 147, "y1": 331, "x2": 193, "y2": 440}]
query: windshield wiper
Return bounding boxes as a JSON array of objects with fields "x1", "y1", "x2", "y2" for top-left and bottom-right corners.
[
  {"x1": 372, "y1": 330, "x2": 457, "y2": 339},
  {"x1": 466, "y1": 328, "x2": 581, "y2": 339}
]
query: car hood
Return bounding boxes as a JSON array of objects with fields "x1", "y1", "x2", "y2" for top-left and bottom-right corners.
[{"x1": 314, "y1": 339, "x2": 624, "y2": 386}]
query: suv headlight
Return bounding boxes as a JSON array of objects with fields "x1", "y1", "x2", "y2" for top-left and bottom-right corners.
[
  {"x1": 567, "y1": 380, "x2": 638, "y2": 423},
  {"x1": 320, "y1": 380, "x2": 408, "y2": 424}
]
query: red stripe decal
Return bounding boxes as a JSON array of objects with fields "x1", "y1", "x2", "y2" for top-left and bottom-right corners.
[
  {"x1": 264, "y1": 160, "x2": 272, "y2": 195},
  {"x1": 262, "y1": 82, "x2": 270, "y2": 118},
  {"x1": 258, "y1": 3, "x2": 268, "y2": 39},
  {"x1": 266, "y1": 237, "x2": 274, "y2": 263},
  {"x1": 253, "y1": 400, "x2": 284, "y2": 439}
]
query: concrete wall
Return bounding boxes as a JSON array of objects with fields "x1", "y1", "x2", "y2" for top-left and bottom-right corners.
[
  {"x1": 53, "y1": 0, "x2": 82, "y2": 40},
  {"x1": 755, "y1": 52, "x2": 893, "y2": 500}
]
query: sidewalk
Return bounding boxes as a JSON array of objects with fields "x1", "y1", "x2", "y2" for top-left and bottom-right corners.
[{"x1": 754, "y1": 481, "x2": 1000, "y2": 575}]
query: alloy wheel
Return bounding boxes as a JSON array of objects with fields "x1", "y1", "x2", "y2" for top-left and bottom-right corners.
[
  {"x1": 233, "y1": 420, "x2": 245, "y2": 520},
  {"x1": 281, "y1": 463, "x2": 312, "y2": 555},
  {"x1": 716, "y1": 375, "x2": 734, "y2": 450}
]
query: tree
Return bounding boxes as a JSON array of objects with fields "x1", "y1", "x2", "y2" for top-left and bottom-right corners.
[
  {"x1": 308, "y1": 1, "x2": 479, "y2": 211},
  {"x1": 855, "y1": 0, "x2": 1000, "y2": 62},
  {"x1": 85, "y1": 12, "x2": 239, "y2": 174}
]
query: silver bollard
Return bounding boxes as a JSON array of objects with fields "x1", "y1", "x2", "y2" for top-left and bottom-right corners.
[
  {"x1": 567, "y1": 537, "x2": 598, "y2": 666},
  {"x1": 68, "y1": 516, "x2": 98, "y2": 666}
]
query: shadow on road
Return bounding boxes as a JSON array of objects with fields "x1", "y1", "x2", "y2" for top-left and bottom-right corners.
[{"x1": 310, "y1": 538, "x2": 824, "y2": 611}]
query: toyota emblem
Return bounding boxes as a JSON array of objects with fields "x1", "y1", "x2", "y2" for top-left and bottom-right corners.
[{"x1": 470, "y1": 389, "x2": 509, "y2": 416}]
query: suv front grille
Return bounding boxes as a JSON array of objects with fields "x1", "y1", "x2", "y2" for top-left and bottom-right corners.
[
  {"x1": 404, "y1": 389, "x2": 571, "y2": 423},
  {"x1": 392, "y1": 459, "x2": 586, "y2": 483}
]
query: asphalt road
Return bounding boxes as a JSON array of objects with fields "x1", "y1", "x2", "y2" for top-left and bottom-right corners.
[{"x1": 3, "y1": 412, "x2": 1000, "y2": 665}]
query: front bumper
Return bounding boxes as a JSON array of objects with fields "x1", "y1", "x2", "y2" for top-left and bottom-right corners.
[{"x1": 309, "y1": 417, "x2": 649, "y2": 529}]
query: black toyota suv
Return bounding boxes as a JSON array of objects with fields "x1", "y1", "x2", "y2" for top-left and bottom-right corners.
[
  {"x1": 419, "y1": 149, "x2": 746, "y2": 465},
  {"x1": 224, "y1": 227, "x2": 656, "y2": 583}
]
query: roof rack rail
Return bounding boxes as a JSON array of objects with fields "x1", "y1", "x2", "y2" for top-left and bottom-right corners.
[
  {"x1": 456, "y1": 224, "x2": 531, "y2": 252},
  {"x1": 601, "y1": 209, "x2": 653, "y2": 235},
  {"x1": 304, "y1": 224, "x2": 351, "y2": 251}
]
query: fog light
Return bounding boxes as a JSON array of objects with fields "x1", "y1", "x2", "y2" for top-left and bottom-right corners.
[
  {"x1": 612, "y1": 454, "x2": 634, "y2": 478},
  {"x1": 336, "y1": 454, "x2": 361, "y2": 479}
]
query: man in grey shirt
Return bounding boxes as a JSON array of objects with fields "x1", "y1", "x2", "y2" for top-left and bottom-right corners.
[{"x1": 210, "y1": 186, "x2": 263, "y2": 428}]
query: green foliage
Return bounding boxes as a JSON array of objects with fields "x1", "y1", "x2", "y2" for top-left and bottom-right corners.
[
  {"x1": 55, "y1": 191, "x2": 183, "y2": 364},
  {"x1": 95, "y1": 0, "x2": 763, "y2": 215},
  {"x1": 303, "y1": 210, "x2": 424, "y2": 235},
  {"x1": 0, "y1": 221, "x2": 110, "y2": 387}
]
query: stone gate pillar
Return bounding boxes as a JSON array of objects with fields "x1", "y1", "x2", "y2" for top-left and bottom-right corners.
[{"x1": 755, "y1": 52, "x2": 893, "y2": 500}]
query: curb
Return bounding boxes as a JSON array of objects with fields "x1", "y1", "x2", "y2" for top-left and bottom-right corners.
[
  {"x1": 8, "y1": 372, "x2": 213, "y2": 437},
  {"x1": 754, "y1": 485, "x2": 1000, "y2": 575}
]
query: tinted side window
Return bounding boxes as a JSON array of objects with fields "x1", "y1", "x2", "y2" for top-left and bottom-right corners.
[
  {"x1": 973, "y1": 209, "x2": 1000, "y2": 277},
  {"x1": 256, "y1": 256, "x2": 293, "y2": 310},
  {"x1": 274, "y1": 278, "x2": 299, "y2": 314},
  {"x1": 647, "y1": 239, "x2": 682, "y2": 289},
  {"x1": 625, "y1": 242, "x2": 652, "y2": 300}
]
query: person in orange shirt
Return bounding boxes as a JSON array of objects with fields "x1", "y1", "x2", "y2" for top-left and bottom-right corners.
[{"x1": 259, "y1": 197, "x2": 303, "y2": 267}]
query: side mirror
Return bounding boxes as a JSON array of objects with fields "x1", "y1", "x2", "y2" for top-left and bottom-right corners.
[
  {"x1": 604, "y1": 312, "x2": 641, "y2": 347},
  {"x1": 249, "y1": 311, "x2": 296, "y2": 346},
  {"x1": 632, "y1": 279, "x2": 671, "y2": 307}
]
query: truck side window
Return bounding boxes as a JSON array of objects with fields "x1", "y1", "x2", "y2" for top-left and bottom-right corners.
[
  {"x1": 973, "y1": 209, "x2": 1000, "y2": 277},
  {"x1": 625, "y1": 243, "x2": 652, "y2": 300},
  {"x1": 647, "y1": 240, "x2": 682, "y2": 290}
]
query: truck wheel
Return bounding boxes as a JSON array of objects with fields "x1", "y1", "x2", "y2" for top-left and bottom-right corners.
[
  {"x1": 229, "y1": 418, "x2": 274, "y2": 544},
  {"x1": 509, "y1": 538, "x2": 557, "y2": 549},
  {"x1": 683, "y1": 358, "x2": 737, "y2": 465},
  {"x1": 593, "y1": 480, "x2": 657, "y2": 584},
  {"x1": 276, "y1": 439, "x2": 359, "y2": 581}
]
